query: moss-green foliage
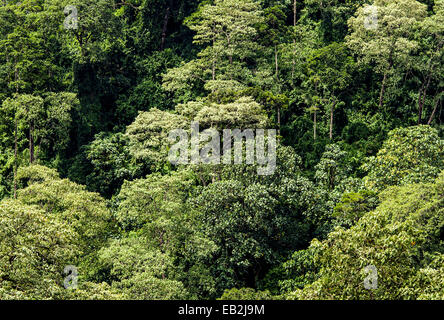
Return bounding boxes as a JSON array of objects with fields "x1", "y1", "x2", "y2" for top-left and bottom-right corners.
[
  {"x1": 84, "y1": 132, "x2": 142, "y2": 197},
  {"x1": 0, "y1": 165, "x2": 116, "y2": 299},
  {"x1": 0, "y1": 199, "x2": 79, "y2": 299},
  {"x1": 333, "y1": 190, "x2": 379, "y2": 228},
  {"x1": 96, "y1": 237, "x2": 189, "y2": 300},
  {"x1": 259, "y1": 247, "x2": 319, "y2": 296},
  {"x1": 125, "y1": 108, "x2": 189, "y2": 169},
  {"x1": 363, "y1": 126, "x2": 444, "y2": 190},
  {"x1": 16, "y1": 165, "x2": 113, "y2": 256},
  {"x1": 288, "y1": 171, "x2": 444, "y2": 300}
]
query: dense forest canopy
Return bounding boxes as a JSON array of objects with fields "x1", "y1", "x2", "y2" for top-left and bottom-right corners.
[{"x1": 0, "y1": 0, "x2": 442, "y2": 300}]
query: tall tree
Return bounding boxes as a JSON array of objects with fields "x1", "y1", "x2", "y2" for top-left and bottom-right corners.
[
  {"x1": 414, "y1": 0, "x2": 444, "y2": 124},
  {"x1": 257, "y1": 5, "x2": 288, "y2": 133},
  {"x1": 0, "y1": 1, "x2": 68, "y2": 94},
  {"x1": 346, "y1": 0, "x2": 428, "y2": 109},
  {"x1": 290, "y1": 172, "x2": 444, "y2": 300},
  {"x1": 163, "y1": 0, "x2": 264, "y2": 98},
  {"x1": 303, "y1": 43, "x2": 353, "y2": 140},
  {"x1": 363, "y1": 126, "x2": 444, "y2": 191},
  {"x1": 1, "y1": 94, "x2": 43, "y2": 196}
]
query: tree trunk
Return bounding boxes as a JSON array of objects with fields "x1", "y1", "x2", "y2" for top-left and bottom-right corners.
[
  {"x1": 275, "y1": 44, "x2": 279, "y2": 81},
  {"x1": 427, "y1": 95, "x2": 442, "y2": 125},
  {"x1": 212, "y1": 32, "x2": 216, "y2": 81},
  {"x1": 313, "y1": 110, "x2": 317, "y2": 141},
  {"x1": 417, "y1": 88, "x2": 424, "y2": 124},
  {"x1": 291, "y1": 0, "x2": 297, "y2": 82},
  {"x1": 418, "y1": 76, "x2": 432, "y2": 124},
  {"x1": 379, "y1": 60, "x2": 393, "y2": 109},
  {"x1": 274, "y1": 46, "x2": 281, "y2": 135},
  {"x1": 14, "y1": 65, "x2": 18, "y2": 199},
  {"x1": 14, "y1": 117, "x2": 17, "y2": 199},
  {"x1": 419, "y1": 40, "x2": 441, "y2": 124},
  {"x1": 329, "y1": 100, "x2": 337, "y2": 140},
  {"x1": 75, "y1": 33, "x2": 86, "y2": 58},
  {"x1": 29, "y1": 122, "x2": 34, "y2": 164},
  {"x1": 160, "y1": 6, "x2": 171, "y2": 50},
  {"x1": 379, "y1": 71, "x2": 388, "y2": 109}
]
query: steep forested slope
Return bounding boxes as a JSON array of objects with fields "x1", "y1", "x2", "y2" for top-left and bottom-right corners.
[{"x1": 0, "y1": 0, "x2": 442, "y2": 300}]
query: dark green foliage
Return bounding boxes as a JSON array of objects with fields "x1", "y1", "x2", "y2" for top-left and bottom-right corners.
[
  {"x1": 333, "y1": 190, "x2": 379, "y2": 228},
  {"x1": 190, "y1": 147, "x2": 316, "y2": 293}
]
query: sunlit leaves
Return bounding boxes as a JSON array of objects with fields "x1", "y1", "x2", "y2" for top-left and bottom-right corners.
[{"x1": 363, "y1": 126, "x2": 444, "y2": 191}]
